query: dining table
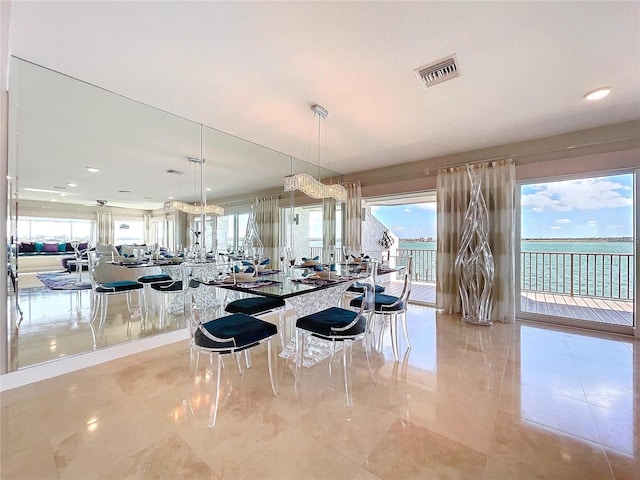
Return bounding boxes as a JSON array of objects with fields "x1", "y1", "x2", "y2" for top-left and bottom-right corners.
[
  {"x1": 192, "y1": 265, "x2": 367, "y2": 366},
  {"x1": 192, "y1": 268, "x2": 359, "y2": 317}
]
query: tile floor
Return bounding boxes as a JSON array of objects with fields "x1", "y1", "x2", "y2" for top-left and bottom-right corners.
[{"x1": 1, "y1": 304, "x2": 639, "y2": 479}]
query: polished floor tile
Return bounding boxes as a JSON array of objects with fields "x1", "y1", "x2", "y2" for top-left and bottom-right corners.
[{"x1": 1, "y1": 305, "x2": 638, "y2": 479}]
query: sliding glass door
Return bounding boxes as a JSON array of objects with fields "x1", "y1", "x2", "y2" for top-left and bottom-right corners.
[{"x1": 368, "y1": 192, "x2": 437, "y2": 305}]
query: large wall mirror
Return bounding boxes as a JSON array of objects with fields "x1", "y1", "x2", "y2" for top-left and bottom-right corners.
[{"x1": 7, "y1": 57, "x2": 341, "y2": 372}]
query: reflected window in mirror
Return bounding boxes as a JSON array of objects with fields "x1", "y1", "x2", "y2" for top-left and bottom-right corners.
[
  {"x1": 213, "y1": 213, "x2": 250, "y2": 253},
  {"x1": 17, "y1": 216, "x2": 92, "y2": 244},
  {"x1": 283, "y1": 205, "x2": 343, "y2": 260},
  {"x1": 192, "y1": 215, "x2": 218, "y2": 252},
  {"x1": 114, "y1": 216, "x2": 145, "y2": 245}
]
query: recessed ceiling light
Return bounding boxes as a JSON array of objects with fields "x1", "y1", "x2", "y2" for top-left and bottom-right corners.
[
  {"x1": 67, "y1": 183, "x2": 78, "y2": 187},
  {"x1": 205, "y1": 188, "x2": 211, "y2": 191},
  {"x1": 168, "y1": 196, "x2": 174, "y2": 200},
  {"x1": 86, "y1": 167, "x2": 100, "y2": 173},
  {"x1": 584, "y1": 87, "x2": 611, "y2": 101}
]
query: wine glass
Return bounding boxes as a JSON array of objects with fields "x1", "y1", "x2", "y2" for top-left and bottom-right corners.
[
  {"x1": 279, "y1": 246, "x2": 286, "y2": 269},
  {"x1": 343, "y1": 245, "x2": 351, "y2": 263},
  {"x1": 328, "y1": 245, "x2": 335, "y2": 265},
  {"x1": 286, "y1": 248, "x2": 296, "y2": 276}
]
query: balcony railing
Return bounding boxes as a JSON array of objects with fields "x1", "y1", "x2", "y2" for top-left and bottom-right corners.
[
  {"x1": 521, "y1": 251, "x2": 634, "y2": 300},
  {"x1": 396, "y1": 248, "x2": 634, "y2": 301},
  {"x1": 396, "y1": 248, "x2": 437, "y2": 283}
]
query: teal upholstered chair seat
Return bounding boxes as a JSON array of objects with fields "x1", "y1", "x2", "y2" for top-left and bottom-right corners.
[
  {"x1": 296, "y1": 307, "x2": 366, "y2": 338},
  {"x1": 95, "y1": 280, "x2": 142, "y2": 294}
]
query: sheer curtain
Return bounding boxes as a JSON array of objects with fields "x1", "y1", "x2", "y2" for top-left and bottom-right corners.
[
  {"x1": 322, "y1": 197, "x2": 336, "y2": 262},
  {"x1": 96, "y1": 210, "x2": 114, "y2": 245},
  {"x1": 255, "y1": 196, "x2": 280, "y2": 267},
  {"x1": 342, "y1": 181, "x2": 362, "y2": 253},
  {"x1": 436, "y1": 158, "x2": 515, "y2": 322}
]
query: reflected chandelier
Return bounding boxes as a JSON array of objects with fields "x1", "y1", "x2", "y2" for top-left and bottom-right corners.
[
  {"x1": 163, "y1": 199, "x2": 224, "y2": 216},
  {"x1": 284, "y1": 105, "x2": 347, "y2": 203},
  {"x1": 163, "y1": 157, "x2": 224, "y2": 216}
]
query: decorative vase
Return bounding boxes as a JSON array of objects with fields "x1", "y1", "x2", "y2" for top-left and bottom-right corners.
[{"x1": 454, "y1": 165, "x2": 495, "y2": 325}]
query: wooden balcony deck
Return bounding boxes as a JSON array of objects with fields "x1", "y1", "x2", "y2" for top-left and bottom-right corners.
[{"x1": 383, "y1": 279, "x2": 634, "y2": 327}]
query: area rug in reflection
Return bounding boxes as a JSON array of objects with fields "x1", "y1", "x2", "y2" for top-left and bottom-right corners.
[{"x1": 35, "y1": 272, "x2": 91, "y2": 290}]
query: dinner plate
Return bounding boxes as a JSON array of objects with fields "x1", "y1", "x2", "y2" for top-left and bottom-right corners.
[
  {"x1": 223, "y1": 276, "x2": 259, "y2": 284},
  {"x1": 308, "y1": 274, "x2": 338, "y2": 280}
]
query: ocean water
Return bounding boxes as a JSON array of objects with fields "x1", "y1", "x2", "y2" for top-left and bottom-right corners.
[
  {"x1": 400, "y1": 240, "x2": 634, "y2": 253},
  {"x1": 398, "y1": 240, "x2": 634, "y2": 299}
]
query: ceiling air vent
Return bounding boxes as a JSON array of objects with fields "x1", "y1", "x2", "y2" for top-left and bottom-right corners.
[
  {"x1": 414, "y1": 55, "x2": 460, "y2": 89},
  {"x1": 166, "y1": 169, "x2": 185, "y2": 175}
]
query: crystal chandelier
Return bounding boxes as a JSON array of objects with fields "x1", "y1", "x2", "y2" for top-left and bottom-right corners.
[
  {"x1": 164, "y1": 157, "x2": 224, "y2": 216},
  {"x1": 284, "y1": 173, "x2": 347, "y2": 201},
  {"x1": 284, "y1": 105, "x2": 347, "y2": 203}
]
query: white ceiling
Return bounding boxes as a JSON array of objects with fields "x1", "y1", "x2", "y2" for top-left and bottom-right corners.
[{"x1": 7, "y1": 1, "x2": 640, "y2": 209}]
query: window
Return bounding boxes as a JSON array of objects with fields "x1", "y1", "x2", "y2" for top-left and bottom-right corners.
[
  {"x1": 113, "y1": 217, "x2": 144, "y2": 245},
  {"x1": 17, "y1": 216, "x2": 92, "y2": 243}
]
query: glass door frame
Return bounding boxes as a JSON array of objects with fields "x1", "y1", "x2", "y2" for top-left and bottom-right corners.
[{"x1": 515, "y1": 169, "x2": 637, "y2": 337}]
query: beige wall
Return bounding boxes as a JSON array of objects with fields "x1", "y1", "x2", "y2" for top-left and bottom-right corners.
[{"x1": 345, "y1": 120, "x2": 640, "y2": 199}]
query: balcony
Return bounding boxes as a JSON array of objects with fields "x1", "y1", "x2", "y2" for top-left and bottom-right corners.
[{"x1": 393, "y1": 248, "x2": 635, "y2": 327}]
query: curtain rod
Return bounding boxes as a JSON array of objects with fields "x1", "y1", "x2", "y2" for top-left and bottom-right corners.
[
  {"x1": 436, "y1": 156, "x2": 513, "y2": 174},
  {"x1": 434, "y1": 135, "x2": 639, "y2": 174},
  {"x1": 219, "y1": 194, "x2": 283, "y2": 206}
]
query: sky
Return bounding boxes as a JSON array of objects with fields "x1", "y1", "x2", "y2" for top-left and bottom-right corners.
[
  {"x1": 371, "y1": 173, "x2": 634, "y2": 240},
  {"x1": 371, "y1": 202, "x2": 437, "y2": 240},
  {"x1": 521, "y1": 173, "x2": 634, "y2": 239}
]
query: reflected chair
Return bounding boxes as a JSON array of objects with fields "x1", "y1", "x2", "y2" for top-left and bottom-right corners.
[
  {"x1": 186, "y1": 288, "x2": 279, "y2": 428},
  {"x1": 150, "y1": 264, "x2": 191, "y2": 329},
  {"x1": 349, "y1": 257, "x2": 412, "y2": 362},
  {"x1": 87, "y1": 251, "x2": 144, "y2": 333},
  {"x1": 137, "y1": 272, "x2": 173, "y2": 328},
  {"x1": 295, "y1": 263, "x2": 377, "y2": 406}
]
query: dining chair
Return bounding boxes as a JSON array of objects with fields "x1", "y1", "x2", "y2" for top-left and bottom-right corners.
[
  {"x1": 137, "y1": 272, "x2": 173, "y2": 328},
  {"x1": 224, "y1": 296, "x2": 287, "y2": 348},
  {"x1": 150, "y1": 263, "x2": 191, "y2": 329},
  {"x1": 345, "y1": 260, "x2": 386, "y2": 295},
  {"x1": 349, "y1": 256, "x2": 412, "y2": 362},
  {"x1": 186, "y1": 288, "x2": 279, "y2": 428},
  {"x1": 294, "y1": 262, "x2": 378, "y2": 406}
]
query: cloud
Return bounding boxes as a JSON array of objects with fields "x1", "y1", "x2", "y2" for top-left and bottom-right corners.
[
  {"x1": 588, "y1": 220, "x2": 597, "y2": 226},
  {"x1": 521, "y1": 176, "x2": 633, "y2": 213},
  {"x1": 393, "y1": 226, "x2": 405, "y2": 231},
  {"x1": 404, "y1": 208, "x2": 411, "y2": 213},
  {"x1": 556, "y1": 218, "x2": 570, "y2": 224},
  {"x1": 370, "y1": 206, "x2": 380, "y2": 211},
  {"x1": 551, "y1": 226, "x2": 562, "y2": 230}
]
